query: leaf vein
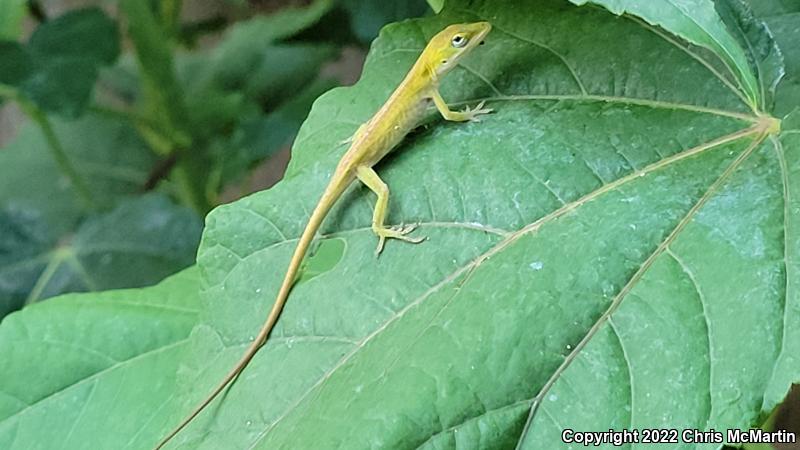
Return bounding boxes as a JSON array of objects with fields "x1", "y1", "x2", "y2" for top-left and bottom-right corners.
[
  {"x1": 763, "y1": 135, "x2": 791, "y2": 410},
  {"x1": 665, "y1": 247, "x2": 714, "y2": 429},
  {"x1": 516, "y1": 129, "x2": 767, "y2": 443},
  {"x1": 246, "y1": 125, "x2": 763, "y2": 446},
  {"x1": 0, "y1": 339, "x2": 189, "y2": 426}
]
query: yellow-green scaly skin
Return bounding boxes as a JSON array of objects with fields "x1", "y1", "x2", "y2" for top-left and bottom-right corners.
[{"x1": 155, "y1": 21, "x2": 492, "y2": 449}]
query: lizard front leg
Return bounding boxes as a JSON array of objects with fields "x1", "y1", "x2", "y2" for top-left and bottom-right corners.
[
  {"x1": 356, "y1": 165, "x2": 424, "y2": 255},
  {"x1": 431, "y1": 90, "x2": 492, "y2": 122}
]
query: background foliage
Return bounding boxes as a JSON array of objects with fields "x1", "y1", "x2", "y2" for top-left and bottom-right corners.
[
  {"x1": 0, "y1": 0, "x2": 798, "y2": 449},
  {"x1": 0, "y1": 0, "x2": 429, "y2": 316}
]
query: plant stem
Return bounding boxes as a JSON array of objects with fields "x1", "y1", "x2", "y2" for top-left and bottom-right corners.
[
  {"x1": 88, "y1": 104, "x2": 173, "y2": 145},
  {"x1": 171, "y1": 155, "x2": 211, "y2": 213},
  {"x1": 121, "y1": 0, "x2": 211, "y2": 214},
  {"x1": 160, "y1": 0, "x2": 183, "y2": 37},
  {"x1": 1, "y1": 85, "x2": 97, "y2": 210}
]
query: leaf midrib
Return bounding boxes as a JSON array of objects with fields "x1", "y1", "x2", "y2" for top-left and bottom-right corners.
[{"x1": 293, "y1": 95, "x2": 759, "y2": 170}]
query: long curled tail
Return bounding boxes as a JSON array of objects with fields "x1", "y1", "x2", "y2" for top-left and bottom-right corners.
[{"x1": 154, "y1": 174, "x2": 350, "y2": 449}]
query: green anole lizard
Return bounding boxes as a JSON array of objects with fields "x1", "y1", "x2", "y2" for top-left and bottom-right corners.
[{"x1": 155, "y1": 21, "x2": 492, "y2": 449}]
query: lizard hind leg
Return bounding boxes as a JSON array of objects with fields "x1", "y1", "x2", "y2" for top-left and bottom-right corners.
[{"x1": 356, "y1": 165, "x2": 424, "y2": 256}]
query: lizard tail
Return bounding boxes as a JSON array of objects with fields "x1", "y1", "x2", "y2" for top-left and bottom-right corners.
[{"x1": 154, "y1": 173, "x2": 351, "y2": 449}]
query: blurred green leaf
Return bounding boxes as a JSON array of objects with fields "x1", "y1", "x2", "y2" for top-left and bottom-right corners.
[
  {"x1": 0, "y1": 0, "x2": 25, "y2": 39},
  {"x1": 28, "y1": 7, "x2": 118, "y2": 65},
  {"x1": 0, "y1": 193, "x2": 202, "y2": 317},
  {"x1": 0, "y1": 268, "x2": 201, "y2": 450},
  {"x1": 180, "y1": 43, "x2": 336, "y2": 112},
  {"x1": 237, "y1": 78, "x2": 337, "y2": 164},
  {"x1": 0, "y1": 112, "x2": 187, "y2": 315},
  {"x1": 339, "y1": 0, "x2": 431, "y2": 42},
  {"x1": 172, "y1": 3, "x2": 342, "y2": 194},
  {"x1": 0, "y1": 113, "x2": 155, "y2": 233},
  {"x1": 185, "y1": 0, "x2": 335, "y2": 97},
  {"x1": 213, "y1": 0, "x2": 333, "y2": 63},
  {"x1": 11, "y1": 8, "x2": 121, "y2": 117},
  {"x1": 211, "y1": 78, "x2": 337, "y2": 189},
  {"x1": 21, "y1": 60, "x2": 101, "y2": 117},
  {"x1": 198, "y1": 0, "x2": 338, "y2": 102},
  {"x1": 0, "y1": 207, "x2": 51, "y2": 317},
  {"x1": 0, "y1": 41, "x2": 33, "y2": 85},
  {"x1": 238, "y1": 44, "x2": 337, "y2": 106}
]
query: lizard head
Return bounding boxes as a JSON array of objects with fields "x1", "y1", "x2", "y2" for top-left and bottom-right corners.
[{"x1": 427, "y1": 21, "x2": 492, "y2": 77}]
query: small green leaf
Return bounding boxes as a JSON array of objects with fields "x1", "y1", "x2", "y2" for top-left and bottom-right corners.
[
  {"x1": 569, "y1": 0, "x2": 763, "y2": 110},
  {"x1": 213, "y1": 0, "x2": 333, "y2": 61},
  {"x1": 220, "y1": 44, "x2": 337, "y2": 105},
  {"x1": 716, "y1": 0, "x2": 784, "y2": 112},
  {"x1": 67, "y1": 194, "x2": 202, "y2": 293},
  {"x1": 18, "y1": 7, "x2": 121, "y2": 117},
  {"x1": 755, "y1": 2, "x2": 800, "y2": 118},
  {"x1": 0, "y1": 207, "x2": 51, "y2": 316},
  {"x1": 28, "y1": 8, "x2": 119, "y2": 65},
  {"x1": 21, "y1": 59, "x2": 100, "y2": 117},
  {"x1": 186, "y1": 0, "x2": 335, "y2": 101}
]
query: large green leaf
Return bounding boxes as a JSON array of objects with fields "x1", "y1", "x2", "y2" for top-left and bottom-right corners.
[
  {"x1": 155, "y1": 0, "x2": 793, "y2": 449},
  {"x1": 2, "y1": 0, "x2": 798, "y2": 449},
  {"x1": 0, "y1": 268, "x2": 201, "y2": 450}
]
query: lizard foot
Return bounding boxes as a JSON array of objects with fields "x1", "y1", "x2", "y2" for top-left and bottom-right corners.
[
  {"x1": 374, "y1": 224, "x2": 424, "y2": 256},
  {"x1": 460, "y1": 101, "x2": 493, "y2": 122}
]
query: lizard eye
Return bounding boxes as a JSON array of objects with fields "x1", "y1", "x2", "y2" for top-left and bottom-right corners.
[{"x1": 451, "y1": 34, "x2": 468, "y2": 48}]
